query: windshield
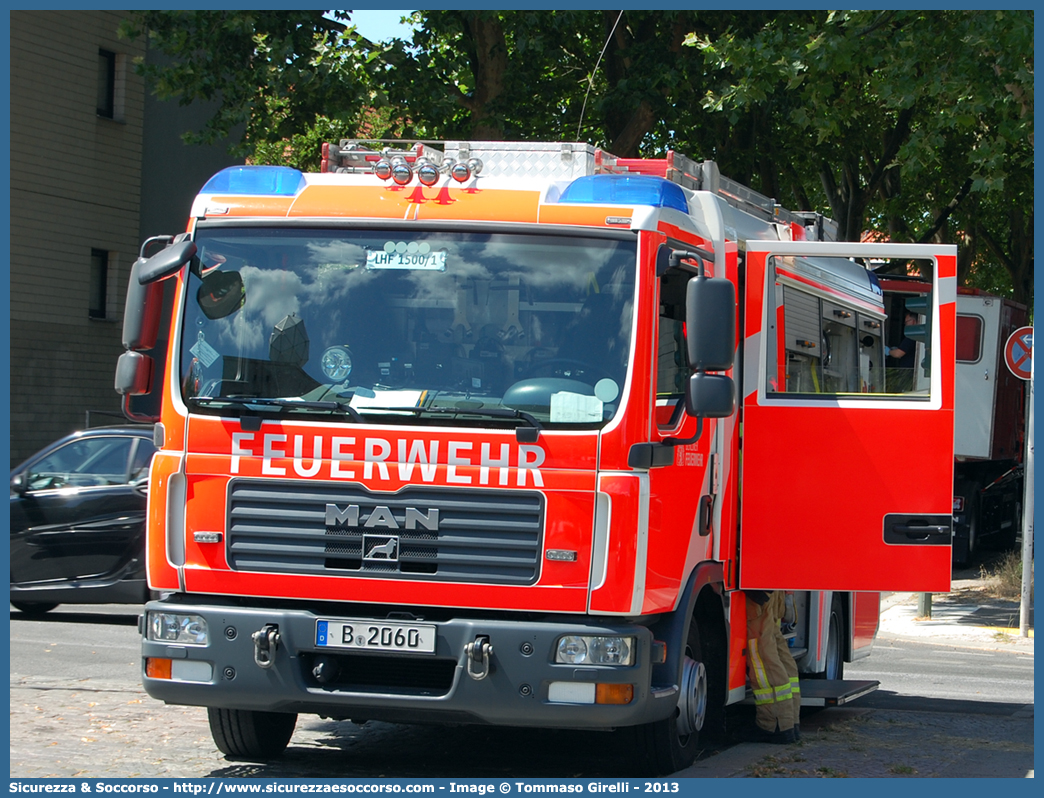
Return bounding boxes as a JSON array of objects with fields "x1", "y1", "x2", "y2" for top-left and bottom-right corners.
[{"x1": 180, "y1": 228, "x2": 637, "y2": 429}]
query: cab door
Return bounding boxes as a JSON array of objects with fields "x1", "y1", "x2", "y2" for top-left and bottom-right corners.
[{"x1": 738, "y1": 242, "x2": 955, "y2": 593}]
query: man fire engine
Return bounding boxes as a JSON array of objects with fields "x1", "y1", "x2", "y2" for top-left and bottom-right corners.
[{"x1": 117, "y1": 140, "x2": 956, "y2": 774}]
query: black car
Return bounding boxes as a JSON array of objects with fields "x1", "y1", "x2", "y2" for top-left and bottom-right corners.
[{"x1": 10, "y1": 426, "x2": 157, "y2": 613}]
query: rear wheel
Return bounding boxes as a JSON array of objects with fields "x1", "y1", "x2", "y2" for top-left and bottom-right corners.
[
  {"x1": 11, "y1": 601, "x2": 58, "y2": 615},
  {"x1": 811, "y1": 596, "x2": 844, "y2": 680},
  {"x1": 207, "y1": 708, "x2": 297, "y2": 760}
]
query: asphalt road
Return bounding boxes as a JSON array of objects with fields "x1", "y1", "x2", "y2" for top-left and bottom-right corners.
[
  {"x1": 849, "y1": 636, "x2": 1034, "y2": 708},
  {"x1": 8, "y1": 600, "x2": 1035, "y2": 779}
]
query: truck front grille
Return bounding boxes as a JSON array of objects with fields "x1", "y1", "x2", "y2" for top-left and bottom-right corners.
[{"x1": 226, "y1": 481, "x2": 544, "y2": 585}]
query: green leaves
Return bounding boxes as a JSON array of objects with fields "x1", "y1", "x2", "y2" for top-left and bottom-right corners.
[{"x1": 126, "y1": 9, "x2": 1032, "y2": 304}]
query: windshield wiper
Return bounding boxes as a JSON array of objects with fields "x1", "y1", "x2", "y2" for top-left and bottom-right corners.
[
  {"x1": 188, "y1": 396, "x2": 541, "y2": 440},
  {"x1": 189, "y1": 396, "x2": 364, "y2": 429},
  {"x1": 378, "y1": 406, "x2": 543, "y2": 442}
]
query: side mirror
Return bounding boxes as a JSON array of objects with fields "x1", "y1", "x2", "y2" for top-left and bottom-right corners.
[
  {"x1": 685, "y1": 272, "x2": 736, "y2": 371},
  {"x1": 11, "y1": 472, "x2": 28, "y2": 496},
  {"x1": 115, "y1": 350, "x2": 154, "y2": 396},
  {"x1": 138, "y1": 239, "x2": 197, "y2": 285},
  {"x1": 685, "y1": 372, "x2": 737, "y2": 418},
  {"x1": 123, "y1": 256, "x2": 166, "y2": 351}
]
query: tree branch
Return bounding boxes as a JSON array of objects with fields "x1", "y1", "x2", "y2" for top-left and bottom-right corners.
[{"x1": 916, "y1": 177, "x2": 972, "y2": 243}]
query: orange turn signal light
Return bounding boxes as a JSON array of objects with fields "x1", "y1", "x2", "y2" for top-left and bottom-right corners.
[
  {"x1": 595, "y1": 683, "x2": 634, "y2": 705},
  {"x1": 145, "y1": 657, "x2": 172, "y2": 680}
]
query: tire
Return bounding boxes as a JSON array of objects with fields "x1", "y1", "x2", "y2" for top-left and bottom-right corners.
[
  {"x1": 11, "y1": 601, "x2": 58, "y2": 615},
  {"x1": 811, "y1": 596, "x2": 844, "y2": 680},
  {"x1": 628, "y1": 610, "x2": 722, "y2": 775},
  {"x1": 207, "y1": 708, "x2": 297, "y2": 760},
  {"x1": 953, "y1": 483, "x2": 979, "y2": 567},
  {"x1": 994, "y1": 498, "x2": 1020, "y2": 551}
]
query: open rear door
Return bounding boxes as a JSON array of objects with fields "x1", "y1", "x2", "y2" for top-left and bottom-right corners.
[{"x1": 739, "y1": 242, "x2": 955, "y2": 592}]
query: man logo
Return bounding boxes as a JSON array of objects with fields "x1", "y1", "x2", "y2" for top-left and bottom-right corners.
[
  {"x1": 363, "y1": 535, "x2": 399, "y2": 561},
  {"x1": 325, "y1": 503, "x2": 439, "y2": 531}
]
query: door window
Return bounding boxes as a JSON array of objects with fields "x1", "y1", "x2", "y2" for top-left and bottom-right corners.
[
  {"x1": 765, "y1": 257, "x2": 932, "y2": 398},
  {"x1": 27, "y1": 437, "x2": 135, "y2": 491},
  {"x1": 129, "y1": 439, "x2": 158, "y2": 482},
  {"x1": 656, "y1": 267, "x2": 692, "y2": 427}
]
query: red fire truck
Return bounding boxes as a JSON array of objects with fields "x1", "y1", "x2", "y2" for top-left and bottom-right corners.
[{"x1": 116, "y1": 141, "x2": 956, "y2": 774}]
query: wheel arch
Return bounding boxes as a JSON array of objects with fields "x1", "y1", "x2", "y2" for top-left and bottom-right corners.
[{"x1": 648, "y1": 561, "x2": 725, "y2": 690}]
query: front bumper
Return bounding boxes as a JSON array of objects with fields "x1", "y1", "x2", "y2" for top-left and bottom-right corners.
[{"x1": 141, "y1": 598, "x2": 679, "y2": 728}]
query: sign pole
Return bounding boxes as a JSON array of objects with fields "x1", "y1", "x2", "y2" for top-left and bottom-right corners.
[{"x1": 1019, "y1": 348, "x2": 1033, "y2": 637}]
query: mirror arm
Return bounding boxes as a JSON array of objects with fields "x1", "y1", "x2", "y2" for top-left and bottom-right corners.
[
  {"x1": 669, "y1": 249, "x2": 714, "y2": 276},
  {"x1": 662, "y1": 417, "x2": 704, "y2": 448},
  {"x1": 121, "y1": 394, "x2": 159, "y2": 424}
]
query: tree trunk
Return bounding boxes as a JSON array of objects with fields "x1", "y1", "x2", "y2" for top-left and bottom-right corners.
[{"x1": 458, "y1": 13, "x2": 508, "y2": 139}]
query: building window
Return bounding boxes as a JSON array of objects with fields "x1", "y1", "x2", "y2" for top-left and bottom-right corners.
[
  {"x1": 89, "y1": 249, "x2": 108, "y2": 319},
  {"x1": 97, "y1": 48, "x2": 116, "y2": 118}
]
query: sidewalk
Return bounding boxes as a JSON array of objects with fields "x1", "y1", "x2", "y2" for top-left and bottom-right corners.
[
  {"x1": 679, "y1": 584, "x2": 1034, "y2": 777},
  {"x1": 878, "y1": 584, "x2": 1034, "y2": 652}
]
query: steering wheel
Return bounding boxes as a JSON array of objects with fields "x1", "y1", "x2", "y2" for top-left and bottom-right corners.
[{"x1": 522, "y1": 358, "x2": 611, "y2": 384}]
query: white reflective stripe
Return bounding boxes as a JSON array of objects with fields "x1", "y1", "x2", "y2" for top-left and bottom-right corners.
[
  {"x1": 166, "y1": 469, "x2": 187, "y2": 596},
  {"x1": 589, "y1": 491, "x2": 611, "y2": 595},
  {"x1": 746, "y1": 241, "x2": 957, "y2": 260},
  {"x1": 685, "y1": 192, "x2": 727, "y2": 271},
  {"x1": 938, "y1": 274, "x2": 958, "y2": 306},
  {"x1": 589, "y1": 472, "x2": 648, "y2": 617},
  {"x1": 743, "y1": 330, "x2": 762, "y2": 402},
  {"x1": 630, "y1": 472, "x2": 650, "y2": 615},
  {"x1": 749, "y1": 638, "x2": 771, "y2": 693}
]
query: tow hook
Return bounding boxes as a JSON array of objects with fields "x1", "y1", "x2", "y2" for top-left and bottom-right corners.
[
  {"x1": 464, "y1": 635, "x2": 493, "y2": 681},
  {"x1": 252, "y1": 624, "x2": 280, "y2": 669}
]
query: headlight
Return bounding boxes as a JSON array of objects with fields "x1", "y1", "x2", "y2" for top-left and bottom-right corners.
[
  {"x1": 148, "y1": 612, "x2": 209, "y2": 646},
  {"x1": 555, "y1": 635, "x2": 634, "y2": 666}
]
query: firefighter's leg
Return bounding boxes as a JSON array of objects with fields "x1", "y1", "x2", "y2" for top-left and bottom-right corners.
[
  {"x1": 771, "y1": 593, "x2": 801, "y2": 734},
  {"x1": 746, "y1": 594, "x2": 793, "y2": 734}
]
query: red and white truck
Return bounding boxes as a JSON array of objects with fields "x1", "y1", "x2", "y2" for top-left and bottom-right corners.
[
  {"x1": 877, "y1": 276, "x2": 1027, "y2": 565},
  {"x1": 117, "y1": 140, "x2": 956, "y2": 774}
]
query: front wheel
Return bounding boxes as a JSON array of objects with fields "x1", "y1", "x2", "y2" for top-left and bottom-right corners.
[
  {"x1": 207, "y1": 708, "x2": 297, "y2": 760},
  {"x1": 627, "y1": 612, "x2": 720, "y2": 775}
]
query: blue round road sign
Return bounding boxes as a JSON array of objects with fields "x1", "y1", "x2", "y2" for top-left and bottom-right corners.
[{"x1": 1004, "y1": 326, "x2": 1033, "y2": 380}]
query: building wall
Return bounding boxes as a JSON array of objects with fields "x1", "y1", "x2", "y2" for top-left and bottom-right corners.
[
  {"x1": 10, "y1": 11, "x2": 147, "y2": 465},
  {"x1": 10, "y1": 12, "x2": 240, "y2": 466}
]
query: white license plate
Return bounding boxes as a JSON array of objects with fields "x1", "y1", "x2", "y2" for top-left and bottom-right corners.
[{"x1": 315, "y1": 619, "x2": 437, "y2": 654}]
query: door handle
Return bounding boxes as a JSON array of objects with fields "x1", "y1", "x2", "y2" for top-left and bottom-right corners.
[{"x1": 883, "y1": 514, "x2": 952, "y2": 546}]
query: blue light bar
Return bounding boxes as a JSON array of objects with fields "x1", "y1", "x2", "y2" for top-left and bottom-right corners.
[
  {"x1": 201, "y1": 166, "x2": 306, "y2": 196},
  {"x1": 557, "y1": 175, "x2": 689, "y2": 214}
]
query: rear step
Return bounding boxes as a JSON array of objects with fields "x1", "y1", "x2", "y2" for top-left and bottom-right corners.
[
  {"x1": 740, "y1": 679, "x2": 879, "y2": 708},
  {"x1": 798, "y1": 679, "x2": 880, "y2": 707}
]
